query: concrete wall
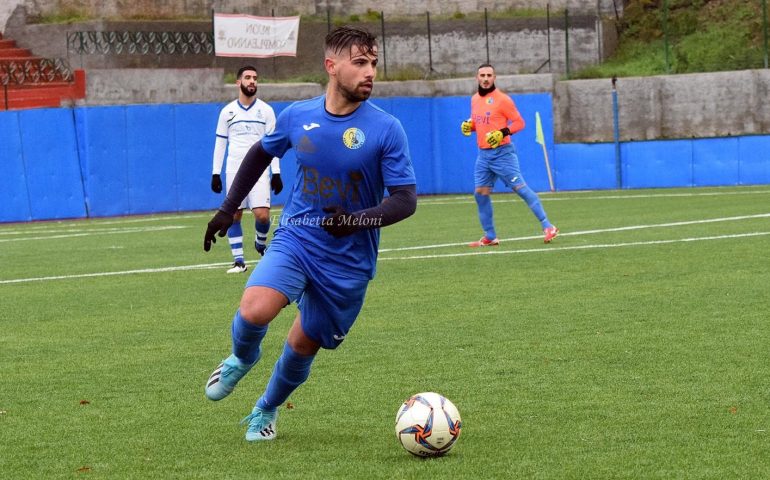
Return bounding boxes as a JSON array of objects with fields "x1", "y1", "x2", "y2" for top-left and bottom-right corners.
[
  {"x1": 555, "y1": 69, "x2": 770, "y2": 142},
  {"x1": 15, "y1": 0, "x2": 624, "y2": 20},
  {"x1": 0, "y1": 0, "x2": 23, "y2": 34},
  {"x1": 82, "y1": 69, "x2": 549, "y2": 104},
  {"x1": 80, "y1": 68, "x2": 770, "y2": 143},
  {"x1": 4, "y1": 9, "x2": 609, "y2": 78}
]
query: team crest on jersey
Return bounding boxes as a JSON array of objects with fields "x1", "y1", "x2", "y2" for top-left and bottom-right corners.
[
  {"x1": 342, "y1": 128, "x2": 365, "y2": 149},
  {"x1": 486, "y1": 97, "x2": 494, "y2": 104}
]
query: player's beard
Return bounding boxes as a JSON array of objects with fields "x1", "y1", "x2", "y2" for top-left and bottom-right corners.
[
  {"x1": 240, "y1": 83, "x2": 257, "y2": 97},
  {"x1": 336, "y1": 81, "x2": 372, "y2": 103}
]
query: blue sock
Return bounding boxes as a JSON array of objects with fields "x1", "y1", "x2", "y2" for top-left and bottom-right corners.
[
  {"x1": 256, "y1": 342, "x2": 315, "y2": 411},
  {"x1": 228, "y1": 221, "x2": 244, "y2": 262},
  {"x1": 515, "y1": 185, "x2": 552, "y2": 229},
  {"x1": 255, "y1": 219, "x2": 270, "y2": 249},
  {"x1": 474, "y1": 193, "x2": 497, "y2": 239},
  {"x1": 231, "y1": 310, "x2": 268, "y2": 365}
]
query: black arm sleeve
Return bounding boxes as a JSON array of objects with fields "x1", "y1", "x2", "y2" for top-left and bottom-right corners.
[
  {"x1": 352, "y1": 184, "x2": 417, "y2": 229},
  {"x1": 220, "y1": 141, "x2": 274, "y2": 215}
]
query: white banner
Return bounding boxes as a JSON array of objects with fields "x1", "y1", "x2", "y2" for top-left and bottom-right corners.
[{"x1": 213, "y1": 13, "x2": 300, "y2": 58}]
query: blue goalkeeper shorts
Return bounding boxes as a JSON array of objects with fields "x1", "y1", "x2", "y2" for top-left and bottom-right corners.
[
  {"x1": 474, "y1": 143, "x2": 527, "y2": 190},
  {"x1": 245, "y1": 231, "x2": 369, "y2": 349}
]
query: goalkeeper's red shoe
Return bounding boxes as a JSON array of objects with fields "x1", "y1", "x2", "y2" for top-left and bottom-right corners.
[
  {"x1": 543, "y1": 226, "x2": 559, "y2": 243},
  {"x1": 469, "y1": 236, "x2": 500, "y2": 247}
]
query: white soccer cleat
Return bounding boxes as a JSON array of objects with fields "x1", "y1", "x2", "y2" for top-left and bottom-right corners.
[{"x1": 226, "y1": 260, "x2": 248, "y2": 274}]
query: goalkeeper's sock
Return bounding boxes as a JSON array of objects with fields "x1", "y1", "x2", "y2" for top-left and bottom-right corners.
[
  {"x1": 228, "y1": 221, "x2": 245, "y2": 262},
  {"x1": 257, "y1": 342, "x2": 315, "y2": 410},
  {"x1": 231, "y1": 310, "x2": 268, "y2": 365},
  {"x1": 474, "y1": 193, "x2": 497, "y2": 239},
  {"x1": 514, "y1": 185, "x2": 553, "y2": 229},
  {"x1": 255, "y1": 219, "x2": 270, "y2": 251}
]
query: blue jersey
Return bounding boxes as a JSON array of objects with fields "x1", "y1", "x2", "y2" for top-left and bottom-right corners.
[{"x1": 261, "y1": 95, "x2": 415, "y2": 279}]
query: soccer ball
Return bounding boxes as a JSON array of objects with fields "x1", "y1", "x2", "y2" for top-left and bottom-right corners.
[{"x1": 395, "y1": 392, "x2": 462, "y2": 457}]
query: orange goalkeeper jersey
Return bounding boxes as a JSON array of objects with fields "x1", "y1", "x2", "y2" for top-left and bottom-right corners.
[{"x1": 470, "y1": 89, "x2": 525, "y2": 149}]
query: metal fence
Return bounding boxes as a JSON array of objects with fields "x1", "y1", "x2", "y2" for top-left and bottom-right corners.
[
  {"x1": 0, "y1": 58, "x2": 74, "y2": 86},
  {"x1": 53, "y1": 1, "x2": 769, "y2": 81},
  {"x1": 58, "y1": 6, "x2": 610, "y2": 80},
  {"x1": 67, "y1": 31, "x2": 214, "y2": 56},
  {"x1": 656, "y1": 0, "x2": 768, "y2": 73}
]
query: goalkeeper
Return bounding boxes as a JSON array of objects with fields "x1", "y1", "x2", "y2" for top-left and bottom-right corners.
[{"x1": 461, "y1": 63, "x2": 558, "y2": 246}]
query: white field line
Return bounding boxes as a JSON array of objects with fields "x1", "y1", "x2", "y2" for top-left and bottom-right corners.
[
  {"x1": 0, "y1": 262, "x2": 237, "y2": 284},
  {"x1": 4, "y1": 188, "x2": 768, "y2": 234},
  {"x1": 416, "y1": 188, "x2": 770, "y2": 205},
  {"x1": 0, "y1": 225, "x2": 188, "y2": 242},
  {"x1": 378, "y1": 213, "x2": 770, "y2": 252},
  {"x1": 2, "y1": 227, "x2": 769, "y2": 285},
  {"x1": 378, "y1": 231, "x2": 770, "y2": 261}
]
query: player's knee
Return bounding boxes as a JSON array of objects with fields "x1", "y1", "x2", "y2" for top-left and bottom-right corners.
[
  {"x1": 287, "y1": 319, "x2": 321, "y2": 356},
  {"x1": 254, "y1": 209, "x2": 270, "y2": 224},
  {"x1": 239, "y1": 287, "x2": 286, "y2": 326},
  {"x1": 475, "y1": 187, "x2": 491, "y2": 196},
  {"x1": 233, "y1": 209, "x2": 244, "y2": 221}
]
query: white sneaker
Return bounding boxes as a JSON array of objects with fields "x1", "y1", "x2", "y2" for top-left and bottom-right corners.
[{"x1": 226, "y1": 261, "x2": 247, "y2": 274}]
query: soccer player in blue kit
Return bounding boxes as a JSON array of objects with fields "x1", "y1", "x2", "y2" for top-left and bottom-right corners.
[{"x1": 202, "y1": 26, "x2": 417, "y2": 442}]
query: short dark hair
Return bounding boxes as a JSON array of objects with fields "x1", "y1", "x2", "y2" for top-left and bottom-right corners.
[
  {"x1": 478, "y1": 63, "x2": 494, "y2": 72},
  {"x1": 325, "y1": 26, "x2": 377, "y2": 56},
  {"x1": 237, "y1": 65, "x2": 257, "y2": 79}
]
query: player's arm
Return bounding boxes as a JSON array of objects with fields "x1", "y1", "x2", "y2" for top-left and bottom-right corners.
[
  {"x1": 204, "y1": 141, "x2": 274, "y2": 250},
  {"x1": 503, "y1": 97, "x2": 525, "y2": 135},
  {"x1": 211, "y1": 109, "x2": 229, "y2": 193},
  {"x1": 269, "y1": 157, "x2": 282, "y2": 194},
  {"x1": 322, "y1": 184, "x2": 417, "y2": 238},
  {"x1": 211, "y1": 136, "x2": 227, "y2": 193},
  {"x1": 264, "y1": 104, "x2": 283, "y2": 194}
]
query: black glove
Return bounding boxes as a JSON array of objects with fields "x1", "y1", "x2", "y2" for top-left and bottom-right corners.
[
  {"x1": 271, "y1": 173, "x2": 283, "y2": 195},
  {"x1": 211, "y1": 174, "x2": 222, "y2": 193},
  {"x1": 203, "y1": 209, "x2": 234, "y2": 251},
  {"x1": 322, "y1": 206, "x2": 360, "y2": 238}
]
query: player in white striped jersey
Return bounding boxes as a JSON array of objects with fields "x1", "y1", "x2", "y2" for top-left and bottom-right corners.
[{"x1": 212, "y1": 66, "x2": 283, "y2": 273}]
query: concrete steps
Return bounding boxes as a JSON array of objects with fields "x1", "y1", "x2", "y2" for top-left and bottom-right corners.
[{"x1": 0, "y1": 32, "x2": 86, "y2": 110}]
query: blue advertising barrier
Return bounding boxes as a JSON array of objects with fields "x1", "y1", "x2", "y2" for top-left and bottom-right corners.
[
  {"x1": 2, "y1": 96, "x2": 769, "y2": 223},
  {"x1": 0, "y1": 111, "x2": 32, "y2": 222},
  {"x1": 553, "y1": 135, "x2": 770, "y2": 191}
]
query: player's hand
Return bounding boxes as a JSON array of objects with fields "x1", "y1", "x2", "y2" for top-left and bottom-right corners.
[
  {"x1": 211, "y1": 174, "x2": 222, "y2": 193},
  {"x1": 204, "y1": 209, "x2": 233, "y2": 251},
  {"x1": 486, "y1": 130, "x2": 504, "y2": 148},
  {"x1": 271, "y1": 173, "x2": 283, "y2": 195},
  {"x1": 322, "y1": 206, "x2": 359, "y2": 238},
  {"x1": 460, "y1": 119, "x2": 473, "y2": 136}
]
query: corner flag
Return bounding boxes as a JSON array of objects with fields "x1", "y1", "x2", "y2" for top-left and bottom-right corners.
[
  {"x1": 535, "y1": 112, "x2": 546, "y2": 145},
  {"x1": 535, "y1": 112, "x2": 555, "y2": 191}
]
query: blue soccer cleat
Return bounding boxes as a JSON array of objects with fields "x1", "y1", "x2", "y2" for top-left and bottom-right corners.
[
  {"x1": 241, "y1": 405, "x2": 278, "y2": 441},
  {"x1": 205, "y1": 354, "x2": 257, "y2": 401}
]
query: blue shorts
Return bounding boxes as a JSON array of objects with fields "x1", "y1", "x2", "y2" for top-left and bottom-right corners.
[
  {"x1": 245, "y1": 232, "x2": 369, "y2": 350},
  {"x1": 474, "y1": 143, "x2": 526, "y2": 190}
]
